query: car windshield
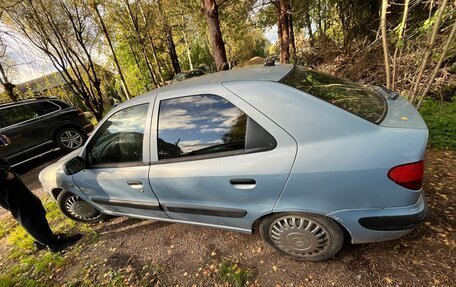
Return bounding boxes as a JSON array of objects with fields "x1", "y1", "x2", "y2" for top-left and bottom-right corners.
[{"x1": 282, "y1": 66, "x2": 386, "y2": 124}]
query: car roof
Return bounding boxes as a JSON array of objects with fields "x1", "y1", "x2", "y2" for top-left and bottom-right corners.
[
  {"x1": 0, "y1": 97, "x2": 60, "y2": 109},
  {"x1": 131, "y1": 64, "x2": 294, "y2": 103}
]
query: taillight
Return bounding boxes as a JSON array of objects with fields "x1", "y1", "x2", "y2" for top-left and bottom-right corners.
[{"x1": 388, "y1": 161, "x2": 424, "y2": 190}]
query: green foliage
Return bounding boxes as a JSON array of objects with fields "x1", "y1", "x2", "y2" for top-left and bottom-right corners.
[
  {"x1": 0, "y1": 199, "x2": 98, "y2": 287},
  {"x1": 218, "y1": 260, "x2": 253, "y2": 287},
  {"x1": 419, "y1": 99, "x2": 456, "y2": 150}
]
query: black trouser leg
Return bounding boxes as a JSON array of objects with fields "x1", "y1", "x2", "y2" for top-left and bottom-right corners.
[{"x1": 0, "y1": 177, "x2": 56, "y2": 245}]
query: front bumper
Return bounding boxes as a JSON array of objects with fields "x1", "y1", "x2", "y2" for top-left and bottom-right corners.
[{"x1": 328, "y1": 194, "x2": 427, "y2": 244}]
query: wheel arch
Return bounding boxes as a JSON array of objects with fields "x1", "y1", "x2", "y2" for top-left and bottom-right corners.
[
  {"x1": 251, "y1": 211, "x2": 353, "y2": 243},
  {"x1": 51, "y1": 187, "x2": 64, "y2": 201}
]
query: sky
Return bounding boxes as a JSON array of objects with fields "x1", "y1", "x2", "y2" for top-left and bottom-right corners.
[{"x1": 1, "y1": 24, "x2": 279, "y2": 86}]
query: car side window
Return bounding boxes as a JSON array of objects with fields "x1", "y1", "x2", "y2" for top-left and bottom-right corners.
[
  {"x1": 0, "y1": 104, "x2": 34, "y2": 126},
  {"x1": 31, "y1": 101, "x2": 60, "y2": 116},
  {"x1": 0, "y1": 102, "x2": 60, "y2": 128},
  {"x1": 157, "y1": 95, "x2": 276, "y2": 161},
  {"x1": 87, "y1": 104, "x2": 149, "y2": 166}
]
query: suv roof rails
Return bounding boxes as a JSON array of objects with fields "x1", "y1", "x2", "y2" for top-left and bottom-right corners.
[{"x1": 0, "y1": 97, "x2": 59, "y2": 108}]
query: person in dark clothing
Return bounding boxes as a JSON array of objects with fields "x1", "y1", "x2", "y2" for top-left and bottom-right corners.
[{"x1": 0, "y1": 134, "x2": 82, "y2": 252}]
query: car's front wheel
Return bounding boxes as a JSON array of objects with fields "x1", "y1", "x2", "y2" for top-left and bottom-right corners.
[
  {"x1": 260, "y1": 213, "x2": 344, "y2": 261},
  {"x1": 57, "y1": 191, "x2": 107, "y2": 223},
  {"x1": 56, "y1": 127, "x2": 87, "y2": 152}
]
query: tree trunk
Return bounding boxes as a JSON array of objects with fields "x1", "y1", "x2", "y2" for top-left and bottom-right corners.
[
  {"x1": 156, "y1": 0, "x2": 181, "y2": 74},
  {"x1": 381, "y1": 0, "x2": 391, "y2": 88},
  {"x1": 182, "y1": 30, "x2": 193, "y2": 70},
  {"x1": 127, "y1": 40, "x2": 150, "y2": 91},
  {"x1": 416, "y1": 19, "x2": 456, "y2": 109},
  {"x1": 138, "y1": 3, "x2": 165, "y2": 86},
  {"x1": 276, "y1": 0, "x2": 290, "y2": 63},
  {"x1": 124, "y1": 0, "x2": 158, "y2": 88},
  {"x1": 391, "y1": 0, "x2": 409, "y2": 90},
  {"x1": 164, "y1": 26, "x2": 181, "y2": 74},
  {"x1": 288, "y1": 1, "x2": 296, "y2": 63},
  {"x1": 305, "y1": 9, "x2": 314, "y2": 47},
  {"x1": 149, "y1": 40, "x2": 166, "y2": 86},
  {"x1": 411, "y1": 0, "x2": 448, "y2": 103},
  {"x1": 1, "y1": 82, "x2": 17, "y2": 102},
  {"x1": 0, "y1": 62, "x2": 17, "y2": 102},
  {"x1": 178, "y1": 0, "x2": 193, "y2": 70},
  {"x1": 201, "y1": 0, "x2": 228, "y2": 71},
  {"x1": 317, "y1": 0, "x2": 323, "y2": 35},
  {"x1": 93, "y1": 3, "x2": 131, "y2": 100}
]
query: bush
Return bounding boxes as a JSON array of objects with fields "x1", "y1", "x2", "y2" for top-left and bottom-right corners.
[{"x1": 419, "y1": 99, "x2": 456, "y2": 150}]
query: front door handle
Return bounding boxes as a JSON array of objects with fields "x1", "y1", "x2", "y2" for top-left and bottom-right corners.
[
  {"x1": 127, "y1": 181, "x2": 144, "y2": 190},
  {"x1": 230, "y1": 178, "x2": 256, "y2": 190}
]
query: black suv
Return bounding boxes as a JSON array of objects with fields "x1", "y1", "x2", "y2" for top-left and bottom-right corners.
[{"x1": 0, "y1": 98, "x2": 94, "y2": 167}]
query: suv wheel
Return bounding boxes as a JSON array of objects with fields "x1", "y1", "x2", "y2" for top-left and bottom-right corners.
[
  {"x1": 260, "y1": 213, "x2": 344, "y2": 261},
  {"x1": 57, "y1": 191, "x2": 107, "y2": 223},
  {"x1": 56, "y1": 127, "x2": 86, "y2": 152}
]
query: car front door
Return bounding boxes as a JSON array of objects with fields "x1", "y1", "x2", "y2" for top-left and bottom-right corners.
[
  {"x1": 72, "y1": 102, "x2": 168, "y2": 219},
  {"x1": 148, "y1": 88, "x2": 297, "y2": 231}
]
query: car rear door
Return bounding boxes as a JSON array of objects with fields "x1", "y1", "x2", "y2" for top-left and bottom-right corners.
[
  {"x1": 148, "y1": 86, "x2": 297, "y2": 231},
  {"x1": 0, "y1": 102, "x2": 59, "y2": 163},
  {"x1": 71, "y1": 102, "x2": 168, "y2": 219}
]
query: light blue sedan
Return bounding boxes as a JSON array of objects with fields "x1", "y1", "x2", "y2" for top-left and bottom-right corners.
[{"x1": 39, "y1": 64, "x2": 428, "y2": 261}]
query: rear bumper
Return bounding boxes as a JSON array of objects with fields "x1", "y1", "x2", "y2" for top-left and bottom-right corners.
[
  {"x1": 328, "y1": 193, "x2": 427, "y2": 244},
  {"x1": 358, "y1": 204, "x2": 427, "y2": 231}
]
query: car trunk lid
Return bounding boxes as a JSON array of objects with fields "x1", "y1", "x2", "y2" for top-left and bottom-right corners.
[{"x1": 371, "y1": 86, "x2": 427, "y2": 130}]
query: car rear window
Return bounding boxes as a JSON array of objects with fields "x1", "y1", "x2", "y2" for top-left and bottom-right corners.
[{"x1": 282, "y1": 66, "x2": 386, "y2": 124}]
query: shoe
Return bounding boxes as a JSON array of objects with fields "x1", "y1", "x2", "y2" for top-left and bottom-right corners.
[
  {"x1": 48, "y1": 233, "x2": 83, "y2": 253},
  {"x1": 33, "y1": 241, "x2": 47, "y2": 251},
  {"x1": 33, "y1": 233, "x2": 65, "y2": 252}
]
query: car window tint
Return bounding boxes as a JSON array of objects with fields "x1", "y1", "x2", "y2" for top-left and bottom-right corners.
[
  {"x1": 0, "y1": 104, "x2": 35, "y2": 126},
  {"x1": 157, "y1": 95, "x2": 276, "y2": 160},
  {"x1": 282, "y1": 66, "x2": 386, "y2": 124},
  {"x1": 29, "y1": 101, "x2": 60, "y2": 116},
  {"x1": 88, "y1": 104, "x2": 149, "y2": 165},
  {"x1": 0, "y1": 101, "x2": 60, "y2": 128}
]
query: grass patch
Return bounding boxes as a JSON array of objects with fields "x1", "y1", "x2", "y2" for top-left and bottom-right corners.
[
  {"x1": 0, "y1": 198, "x2": 99, "y2": 287},
  {"x1": 0, "y1": 218, "x2": 16, "y2": 238},
  {"x1": 419, "y1": 98, "x2": 456, "y2": 150},
  {"x1": 218, "y1": 260, "x2": 254, "y2": 287}
]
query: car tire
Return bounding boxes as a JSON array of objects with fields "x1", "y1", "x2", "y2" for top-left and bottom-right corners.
[
  {"x1": 259, "y1": 213, "x2": 344, "y2": 261},
  {"x1": 57, "y1": 191, "x2": 108, "y2": 223},
  {"x1": 56, "y1": 127, "x2": 87, "y2": 152}
]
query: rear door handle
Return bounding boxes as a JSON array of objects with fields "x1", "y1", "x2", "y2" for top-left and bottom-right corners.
[
  {"x1": 127, "y1": 181, "x2": 144, "y2": 190},
  {"x1": 230, "y1": 178, "x2": 256, "y2": 189}
]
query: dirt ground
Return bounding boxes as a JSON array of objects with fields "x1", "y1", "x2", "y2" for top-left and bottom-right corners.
[{"x1": 1, "y1": 149, "x2": 455, "y2": 286}]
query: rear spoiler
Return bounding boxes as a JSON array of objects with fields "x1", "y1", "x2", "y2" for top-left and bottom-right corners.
[{"x1": 370, "y1": 85, "x2": 400, "y2": 100}]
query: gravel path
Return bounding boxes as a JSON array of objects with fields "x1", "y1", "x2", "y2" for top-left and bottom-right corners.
[{"x1": 1, "y1": 149, "x2": 454, "y2": 286}]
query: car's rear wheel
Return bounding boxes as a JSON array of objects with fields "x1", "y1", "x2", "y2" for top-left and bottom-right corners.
[
  {"x1": 56, "y1": 127, "x2": 87, "y2": 152},
  {"x1": 260, "y1": 213, "x2": 344, "y2": 261},
  {"x1": 57, "y1": 191, "x2": 107, "y2": 223}
]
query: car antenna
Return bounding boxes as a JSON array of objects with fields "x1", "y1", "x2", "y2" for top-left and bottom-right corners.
[{"x1": 264, "y1": 38, "x2": 292, "y2": 67}]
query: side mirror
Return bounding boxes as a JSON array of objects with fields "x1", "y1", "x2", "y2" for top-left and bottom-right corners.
[
  {"x1": 64, "y1": 156, "x2": 85, "y2": 175},
  {"x1": 0, "y1": 134, "x2": 10, "y2": 146}
]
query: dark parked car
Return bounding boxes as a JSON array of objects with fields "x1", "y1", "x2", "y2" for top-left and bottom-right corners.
[
  {"x1": 0, "y1": 97, "x2": 94, "y2": 167},
  {"x1": 172, "y1": 69, "x2": 206, "y2": 82}
]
